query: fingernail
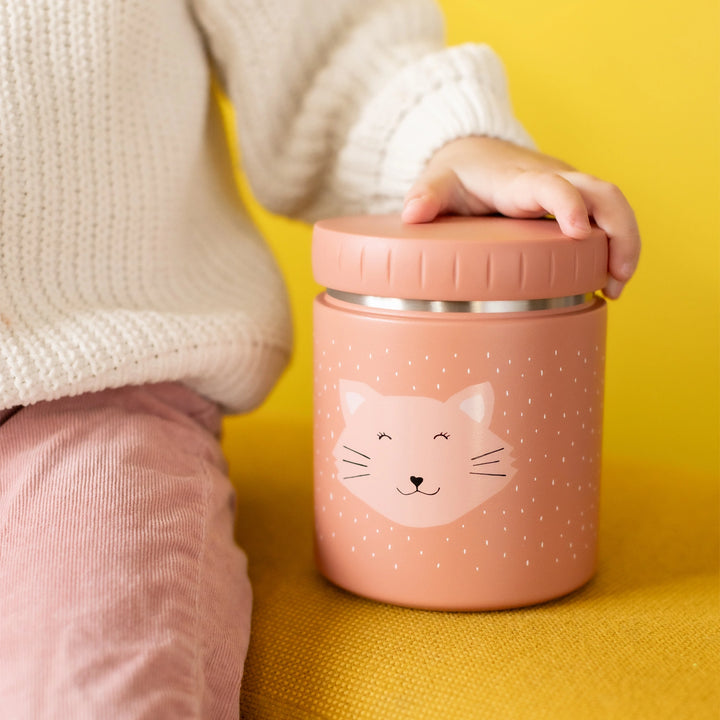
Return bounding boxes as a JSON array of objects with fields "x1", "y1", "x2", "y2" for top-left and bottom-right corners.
[
  {"x1": 604, "y1": 277, "x2": 625, "y2": 299},
  {"x1": 573, "y1": 217, "x2": 592, "y2": 232},
  {"x1": 619, "y1": 262, "x2": 635, "y2": 279},
  {"x1": 404, "y1": 197, "x2": 423, "y2": 210},
  {"x1": 401, "y1": 196, "x2": 427, "y2": 223}
]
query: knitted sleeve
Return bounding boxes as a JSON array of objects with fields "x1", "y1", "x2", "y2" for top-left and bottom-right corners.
[{"x1": 189, "y1": 0, "x2": 534, "y2": 222}]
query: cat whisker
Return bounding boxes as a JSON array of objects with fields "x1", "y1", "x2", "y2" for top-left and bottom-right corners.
[
  {"x1": 470, "y1": 472, "x2": 507, "y2": 477},
  {"x1": 344, "y1": 473, "x2": 371, "y2": 479},
  {"x1": 342, "y1": 459, "x2": 368, "y2": 467},
  {"x1": 343, "y1": 445, "x2": 371, "y2": 460},
  {"x1": 472, "y1": 460, "x2": 500, "y2": 467},
  {"x1": 470, "y1": 447, "x2": 504, "y2": 461}
]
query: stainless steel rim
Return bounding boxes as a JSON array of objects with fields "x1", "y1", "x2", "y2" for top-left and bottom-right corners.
[{"x1": 325, "y1": 289, "x2": 596, "y2": 314}]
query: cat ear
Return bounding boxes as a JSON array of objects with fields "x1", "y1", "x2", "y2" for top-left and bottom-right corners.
[
  {"x1": 447, "y1": 382, "x2": 495, "y2": 425},
  {"x1": 338, "y1": 380, "x2": 380, "y2": 422}
]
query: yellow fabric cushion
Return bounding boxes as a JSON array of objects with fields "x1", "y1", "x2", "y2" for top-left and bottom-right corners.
[{"x1": 224, "y1": 418, "x2": 719, "y2": 719}]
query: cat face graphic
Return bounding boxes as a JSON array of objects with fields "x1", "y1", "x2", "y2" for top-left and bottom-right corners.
[{"x1": 333, "y1": 380, "x2": 515, "y2": 528}]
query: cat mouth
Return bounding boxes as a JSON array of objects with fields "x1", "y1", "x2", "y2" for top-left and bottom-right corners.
[{"x1": 396, "y1": 487, "x2": 441, "y2": 496}]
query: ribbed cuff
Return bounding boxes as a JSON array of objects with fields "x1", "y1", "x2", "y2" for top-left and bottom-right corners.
[{"x1": 327, "y1": 43, "x2": 535, "y2": 216}]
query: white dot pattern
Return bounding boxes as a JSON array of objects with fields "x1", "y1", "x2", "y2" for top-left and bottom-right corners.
[{"x1": 313, "y1": 299, "x2": 606, "y2": 608}]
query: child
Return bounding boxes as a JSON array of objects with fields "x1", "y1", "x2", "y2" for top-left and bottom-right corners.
[{"x1": 0, "y1": 0, "x2": 639, "y2": 718}]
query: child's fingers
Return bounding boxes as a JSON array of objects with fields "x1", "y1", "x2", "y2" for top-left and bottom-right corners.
[
  {"x1": 402, "y1": 169, "x2": 486, "y2": 223},
  {"x1": 401, "y1": 159, "x2": 640, "y2": 300},
  {"x1": 401, "y1": 171, "x2": 455, "y2": 224},
  {"x1": 499, "y1": 171, "x2": 592, "y2": 238},
  {"x1": 558, "y1": 172, "x2": 641, "y2": 298},
  {"x1": 401, "y1": 192, "x2": 444, "y2": 224}
]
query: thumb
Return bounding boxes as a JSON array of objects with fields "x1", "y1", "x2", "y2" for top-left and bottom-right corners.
[{"x1": 401, "y1": 169, "x2": 464, "y2": 224}]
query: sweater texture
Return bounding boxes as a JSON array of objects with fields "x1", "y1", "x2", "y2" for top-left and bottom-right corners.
[{"x1": 0, "y1": 0, "x2": 532, "y2": 413}]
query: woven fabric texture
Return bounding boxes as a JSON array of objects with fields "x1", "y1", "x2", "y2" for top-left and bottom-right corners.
[
  {"x1": 0, "y1": 0, "x2": 531, "y2": 414},
  {"x1": 225, "y1": 419, "x2": 719, "y2": 720}
]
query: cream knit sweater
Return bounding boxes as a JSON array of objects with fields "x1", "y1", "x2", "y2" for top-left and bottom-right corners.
[{"x1": 0, "y1": 0, "x2": 532, "y2": 413}]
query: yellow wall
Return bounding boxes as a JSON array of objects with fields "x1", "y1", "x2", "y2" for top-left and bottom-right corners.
[{"x1": 225, "y1": 0, "x2": 719, "y2": 477}]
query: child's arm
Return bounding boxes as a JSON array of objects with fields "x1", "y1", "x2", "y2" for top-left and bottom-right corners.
[
  {"x1": 401, "y1": 136, "x2": 641, "y2": 299},
  {"x1": 190, "y1": 0, "x2": 639, "y2": 297},
  {"x1": 190, "y1": 0, "x2": 534, "y2": 219}
]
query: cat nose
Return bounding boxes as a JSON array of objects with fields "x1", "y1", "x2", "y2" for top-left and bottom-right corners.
[{"x1": 410, "y1": 476, "x2": 424, "y2": 488}]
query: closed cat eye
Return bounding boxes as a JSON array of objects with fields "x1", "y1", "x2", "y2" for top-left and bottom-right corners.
[
  {"x1": 433, "y1": 432, "x2": 450, "y2": 439},
  {"x1": 377, "y1": 432, "x2": 392, "y2": 440}
]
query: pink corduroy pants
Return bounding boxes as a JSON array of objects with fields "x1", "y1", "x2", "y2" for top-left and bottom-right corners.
[{"x1": 0, "y1": 383, "x2": 252, "y2": 720}]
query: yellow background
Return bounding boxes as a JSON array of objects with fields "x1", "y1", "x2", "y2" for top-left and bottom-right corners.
[{"x1": 225, "y1": 0, "x2": 719, "y2": 479}]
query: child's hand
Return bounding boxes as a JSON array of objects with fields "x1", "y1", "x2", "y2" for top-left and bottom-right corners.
[{"x1": 401, "y1": 136, "x2": 640, "y2": 299}]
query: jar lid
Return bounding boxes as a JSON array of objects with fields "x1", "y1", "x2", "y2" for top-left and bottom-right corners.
[{"x1": 312, "y1": 214, "x2": 607, "y2": 302}]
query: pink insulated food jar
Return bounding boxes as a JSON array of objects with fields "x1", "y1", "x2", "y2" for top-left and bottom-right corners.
[{"x1": 312, "y1": 215, "x2": 608, "y2": 611}]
